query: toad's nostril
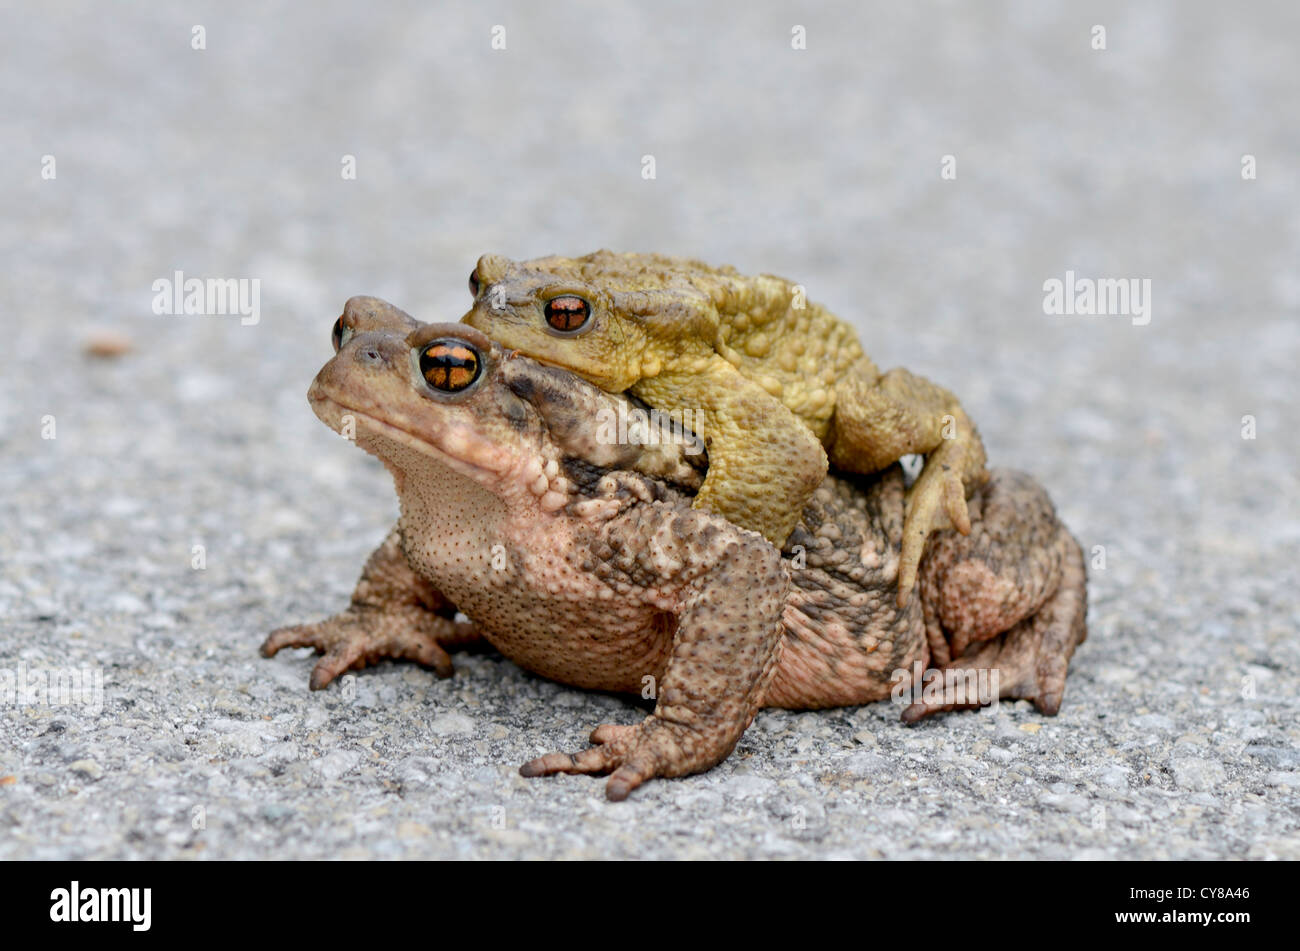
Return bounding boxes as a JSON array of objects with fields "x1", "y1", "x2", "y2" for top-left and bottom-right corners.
[{"x1": 359, "y1": 347, "x2": 382, "y2": 364}]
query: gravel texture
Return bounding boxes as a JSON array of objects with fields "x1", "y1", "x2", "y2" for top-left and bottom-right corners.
[{"x1": 1, "y1": 0, "x2": 1297, "y2": 860}]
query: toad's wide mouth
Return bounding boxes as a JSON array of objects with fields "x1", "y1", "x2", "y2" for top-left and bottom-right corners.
[{"x1": 307, "y1": 384, "x2": 512, "y2": 484}]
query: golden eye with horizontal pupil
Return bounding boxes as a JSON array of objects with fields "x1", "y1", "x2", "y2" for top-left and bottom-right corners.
[
  {"x1": 543, "y1": 295, "x2": 592, "y2": 333},
  {"x1": 420, "y1": 340, "x2": 482, "y2": 392}
]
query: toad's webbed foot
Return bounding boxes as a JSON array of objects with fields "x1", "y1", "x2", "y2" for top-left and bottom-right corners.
[
  {"x1": 262, "y1": 526, "x2": 479, "y2": 689},
  {"x1": 262, "y1": 607, "x2": 474, "y2": 689},
  {"x1": 900, "y1": 581, "x2": 1086, "y2": 722},
  {"x1": 520, "y1": 719, "x2": 731, "y2": 802}
]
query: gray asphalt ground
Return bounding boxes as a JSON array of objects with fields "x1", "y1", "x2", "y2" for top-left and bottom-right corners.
[{"x1": 1, "y1": 1, "x2": 1297, "y2": 860}]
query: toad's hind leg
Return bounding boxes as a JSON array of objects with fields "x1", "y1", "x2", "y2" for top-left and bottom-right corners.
[
  {"x1": 902, "y1": 469, "x2": 1087, "y2": 721},
  {"x1": 828, "y1": 357, "x2": 989, "y2": 606}
]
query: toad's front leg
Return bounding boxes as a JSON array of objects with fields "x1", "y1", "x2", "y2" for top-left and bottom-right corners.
[
  {"x1": 829, "y1": 361, "x2": 989, "y2": 606},
  {"x1": 262, "y1": 526, "x2": 480, "y2": 689},
  {"x1": 520, "y1": 506, "x2": 789, "y2": 800},
  {"x1": 632, "y1": 360, "x2": 828, "y2": 548}
]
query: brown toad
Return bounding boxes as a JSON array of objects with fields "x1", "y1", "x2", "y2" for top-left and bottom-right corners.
[
  {"x1": 263, "y1": 298, "x2": 1086, "y2": 800},
  {"x1": 461, "y1": 250, "x2": 988, "y2": 603}
]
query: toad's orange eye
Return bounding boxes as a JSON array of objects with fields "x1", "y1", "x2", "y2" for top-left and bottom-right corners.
[
  {"x1": 543, "y1": 295, "x2": 592, "y2": 334},
  {"x1": 420, "y1": 340, "x2": 482, "y2": 393},
  {"x1": 331, "y1": 315, "x2": 350, "y2": 352}
]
